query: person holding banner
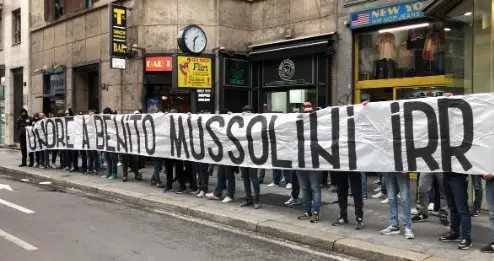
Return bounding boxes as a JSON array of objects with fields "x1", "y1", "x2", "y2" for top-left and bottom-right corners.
[
  {"x1": 16, "y1": 108, "x2": 32, "y2": 167},
  {"x1": 63, "y1": 108, "x2": 80, "y2": 173},
  {"x1": 481, "y1": 173, "x2": 494, "y2": 253},
  {"x1": 331, "y1": 171, "x2": 364, "y2": 229},
  {"x1": 101, "y1": 107, "x2": 118, "y2": 180}
]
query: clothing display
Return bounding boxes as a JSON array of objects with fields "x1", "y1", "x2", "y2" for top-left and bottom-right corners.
[
  {"x1": 397, "y1": 41, "x2": 413, "y2": 69},
  {"x1": 377, "y1": 33, "x2": 396, "y2": 60}
]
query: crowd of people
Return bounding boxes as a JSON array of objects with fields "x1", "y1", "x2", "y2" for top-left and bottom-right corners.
[{"x1": 14, "y1": 100, "x2": 494, "y2": 254}]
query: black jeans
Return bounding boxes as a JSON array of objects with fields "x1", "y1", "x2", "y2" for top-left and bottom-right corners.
[
  {"x1": 87, "y1": 150, "x2": 98, "y2": 171},
  {"x1": 291, "y1": 172, "x2": 300, "y2": 199},
  {"x1": 20, "y1": 134, "x2": 27, "y2": 164},
  {"x1": 121, "y1": 154, "x2": 139, "y2": 178},
  {"x1": 165, "y1": 159, "x2": 184, "y2": 189},
  {"x1": 214, "y1": 165, "x2": 235, "y2": 198},
  {"x1": 80, "y1": 150, "x2": 88, "y2": 171},
  {"x1": 51, "y1": 150, "x2": 58, "y2": 165},
  {"x1": 65, "y1": 150, "x2": 79, "y2": 169},
  {"x1": 182, "y1": 161, "x2": 198, "y2": 190},
  {"x1": 197, "y1": 163, "x2": 209, "y2": 193},
  {"x1": 443, "y1": 173, "x2": 471, "y2": 239},
  {"x1": 334, "y1": 171, "x2": 364, "y2": 220}
]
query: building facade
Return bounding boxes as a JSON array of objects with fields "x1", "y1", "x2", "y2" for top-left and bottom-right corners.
[{"x1": 1, "y1": 0, "x2": 31, "y2": 147}]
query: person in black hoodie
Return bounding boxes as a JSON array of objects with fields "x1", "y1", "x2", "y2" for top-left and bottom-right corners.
[
  {"x1": 102, "y1": 107, "x2": 118, "y2": 180},
  {"x1": 63, "y1": 108, "x2": 79, "y2": 172},
  {"x1": 17, "y1": 108, "x2": 32, "y2": 167},
  {"x1": 30, "y1": 113, "x2": 41, "y2": 167}
]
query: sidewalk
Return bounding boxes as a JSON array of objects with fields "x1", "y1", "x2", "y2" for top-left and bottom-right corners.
[{"x1": 0, "y1": 148, "x2": 491, "y2": 261}]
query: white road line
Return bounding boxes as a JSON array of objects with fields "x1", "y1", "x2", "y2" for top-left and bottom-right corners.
[
  {"x1": 0, "y1": 228, "x2": 38, "y2": 251},
  {"x1": 0, "y1": 198, "x2": 35, "y2": 214}
]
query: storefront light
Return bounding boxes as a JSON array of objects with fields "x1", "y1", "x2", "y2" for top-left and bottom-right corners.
[
  {"x1": 464, "y1": 11, "x2": 472, "y2": 16},
  {"x1": 378, "y1": 23, "x2": 430, "y2": 34},
  {"x1": 444, "y1": 27, "x2": 451, "y2": 31}
]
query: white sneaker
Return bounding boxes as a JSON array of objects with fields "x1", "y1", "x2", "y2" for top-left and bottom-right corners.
[
  {"x1": 380, "y1": 198, "x2": 389, "y2": 204},
  {"x1": 372, "y1": 192, "x2": 385, "y2": 199},
  {"x1": 404, "y1": 228, "x2": 415, "y2": 239},
  {"x1": 222, "y1": 196, "x2": 233, "y2": 203},
  {"x1": 411, "y1": 207, "x2": 419, "y2": 215},
  {"x1": 373, "y1": 187, "x2": 381, "y2": 192},
  {"x1": 205, "y1": 192, "x2": 220, "y2": 200},
  {"x1": 284, "y1": 197, "x2": 301, "y2": 206},
  {"x1": 281, "y1": 177, "x2": 285, "y2": 183},
  {"x1": 286, "y1": 183, "x2": 292, "y2": 189},
  {"x1": 397, "y1": 194, "x2": 402, "y2": 200},
  {"x1": 196, "y1": 191, "x2": 205, "y2": 198},
  {"x1": 267, "y1": 182, "x2": 279, "y2": 187},
  {"x1": 427, "y1": 203, "x2": 434, "y2": 211},
  {"x1": 117, "y1": 162, "x2": 122, "y2": 167}
]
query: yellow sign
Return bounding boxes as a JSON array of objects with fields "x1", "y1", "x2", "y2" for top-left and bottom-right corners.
[{"x1": 177, "y1": 56, "x2": 212, "y2": 88}]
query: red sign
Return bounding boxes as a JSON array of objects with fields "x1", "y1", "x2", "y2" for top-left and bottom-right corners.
[{"x1": 145, "y1": 56, "x2": 173, "y2": 72}]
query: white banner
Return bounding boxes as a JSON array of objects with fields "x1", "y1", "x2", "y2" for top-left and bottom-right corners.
[{"x1": 26, "y1": 93, "x2": 494, "y2": 174}]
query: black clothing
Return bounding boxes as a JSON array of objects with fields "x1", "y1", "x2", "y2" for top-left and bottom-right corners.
[{"x1": 333, "y1": 171, "x2": 364, "y2": 220}]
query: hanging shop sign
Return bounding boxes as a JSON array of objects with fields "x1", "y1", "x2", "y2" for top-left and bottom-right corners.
[
  {"x1": 145, "y1": 56, "x2": 173, "y2": 72},
  {"x1": 224, "y1": 58, "x2": 249, "y2": 87},
  {"x1": 175, "y1": 56, "x2": 212, "y2": 88},
  {"x1": 263, "y1": 56, "x2": 313, "y2": 87},
  {"x1": 109, "y1": 5, "x2": 127, "y2": 69},
  {"x1": 349, "y1": 0, "x2": 424, "y2": 29}
]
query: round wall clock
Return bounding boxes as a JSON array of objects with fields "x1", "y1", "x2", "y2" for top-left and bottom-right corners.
[{"x1": 177, "y1": 25, "x2": 208, "y2": 54}]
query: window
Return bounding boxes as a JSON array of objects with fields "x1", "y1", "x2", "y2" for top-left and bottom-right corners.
[{"x1": 12, "y1": 9, "x2": 21, "y2": 44}]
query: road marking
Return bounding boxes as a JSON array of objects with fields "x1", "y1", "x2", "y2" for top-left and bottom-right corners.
[
  {"x1": 0, "y1": 184, "x2": 13, "y2": 191},
  {"x1": 0, "y1": 198, "x2": 35, "y2": 214},
  {"x1": 0, "y1": 228, "x2": 38, "y2": 251}
]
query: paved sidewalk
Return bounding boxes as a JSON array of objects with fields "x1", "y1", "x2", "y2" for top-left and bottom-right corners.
[{"x1": 0, "y1": 148, "x2": 492, "y2": 261}]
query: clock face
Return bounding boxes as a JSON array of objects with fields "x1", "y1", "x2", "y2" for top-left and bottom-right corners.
[{"x1": 183, "y1": 26, "x2": 207, "y2": 54}]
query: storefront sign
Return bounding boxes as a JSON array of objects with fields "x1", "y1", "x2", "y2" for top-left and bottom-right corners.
[
  {"x1": 196, "y1": 88, "x2": 213, "y2": 113},
  {"x1": 109, "y1": 5, "x2": 127, "y2": 69},
  {"x1": 49, "y1": 72, "x2": 65, "y2": 95},
  {"x1": 224, "y1": 58, "x2": 249, "y2": 87},
  {"x1": 176, "y1": 56, "x2": 212, "y2": 88},
  {"x1": 349, "y1": 0, "x2": 424, "y2": 29},
  {"x1": 146, "y1": 56, "x2": 173, "y2": 72},
  {"x1": 263, "y1": 56, "x2": 313, "y2": 87}
]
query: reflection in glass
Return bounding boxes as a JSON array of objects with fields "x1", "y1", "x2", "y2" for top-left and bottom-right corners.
[{"x1": 265, "y1": 89, "x2": 316, "y2": 113}]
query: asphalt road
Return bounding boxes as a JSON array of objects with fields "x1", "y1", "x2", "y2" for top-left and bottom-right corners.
[{"x1": 0, "y1": 175, "x2": 356, "y2": 261}]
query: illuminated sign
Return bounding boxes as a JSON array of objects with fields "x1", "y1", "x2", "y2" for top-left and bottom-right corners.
[
  {"x1": 145, "y1": 56, "x2": 173, "y2": 72},
  {"x1": 176, "y1": 56, "x2": 212, "y2": 88},
  {"x1": 109, "y1": 5, "x2": 127, "y2": 69},
  {"x1": 349, "y1": 0, "x2": 424, "y2": 29}
]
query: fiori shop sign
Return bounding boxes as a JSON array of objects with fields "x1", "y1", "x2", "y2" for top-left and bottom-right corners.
[
  {"x1": 176, "y1": 56, "x2": 212, "y2": 88},
  {"x1": 349, "y1": 0, "x2": 424, "y2": 29}
]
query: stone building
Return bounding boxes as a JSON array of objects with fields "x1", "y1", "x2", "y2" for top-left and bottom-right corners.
[
  {"x1": 29, "y1": 0, "x2": 340, "y2": 116},
  {"x1": 1, "y1": 0, "x2": 31, "y2": 146}
]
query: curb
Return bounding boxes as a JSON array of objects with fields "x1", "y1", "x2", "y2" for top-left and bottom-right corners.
[{"x1": 0, "y1": 166, "x2": 444, "y2": 261}]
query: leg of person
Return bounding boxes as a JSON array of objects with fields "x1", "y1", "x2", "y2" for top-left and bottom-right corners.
[
  {"x1": 80, "y1": 150, "x2": 87, "y2": 173},
  {"x1": 361, "y1": 172, "x2": 368, "y2": 199},
  {"x1": 131, "y1": 155, "x2": 142, "y2": 180},
  {"x1": 322, "y1": 171, "x2": 328, "y2": 187},
  {"x1": 450, "y1": 174, "x2": 472, "y2": 249},
  {"x1": 296, "y1": 170, "x2": 312, "y2": 219},
  {"x1": 39, "y1": 150, "x2": 45, "y2": 168},
  {"x1": 380, "y1": 173, "x2": 400, "y2": 235},
  {"x1": 440, "y1": 174, "x2": 461, "y2": 242},
  {"x1": 197, "y1": 163, "x2": 209, "y2": 197},
  {"x1": 164, "y1": 160, "x2": 174, "y2": 191},
  {"x1": 308, "y1": 171, "x2": 323, "y2": 223},
  {"x1": 333, "y1": 172, "x2": 350, "y2": 226},
  {"x1": 284, "y1": 170, "x2": 293, "y2": 187},
  {"x1": 349, "y1": 172, "x2": 364, "y2": 229},
  {"x1": 249, "y1": 168, "x2": 261, "y2": 208},
  {"x1": 19, "y1": 134, "x2": 27, "y2": 166},
  {"x1": 240, "y1": 167, "x2": 254, "y2": 207},
  {"x1": 176, "y1": 160, "x2": 187, "y2": 193},
  {"x1": 51, "y1": 150, "x2": 58, "y2": 166},
  {"x1": 433, "y1": 173, "x2": 450, "y2": 226},
  {"x1": 414, "y1": 172, "x2": 434, "y2": 222},
  {"x1": 189, "y1": 162, "x2": 199, "y2": 192},
  {"x1": 258, "y1": 169, "x2": 265, "y2": 184},
  {"x1": 28, "y1": 152, "x2": 35, "y2": 167},
  {"x1": 87, "y1": 151, "x2": 94, "y2": 173},
  {"x1": 224, "y1": 166, "x2": 235, "y2": 201},
  {"x1": 34, "y1": 152, "x2": 40, "y2": 167},
  {"x1": 396, "y1": 173, "x2": 413, "y2": 239},
  {"x1": 121, "y1": 154, "x2": 130, "y2": 182},
  {"x1": 102, "y1": 152, "x2": 112, "y2": 178},
  {"x1": 270, "y1": 169, "x2": 282, "y2": 186},
  {"x1": 210, "y1": 164, "x2": 226, "y2": 199},
  {"x1": 471, "y1": 175, "x2": 483, "y2": 217},
  {"x1": 109, "y1": 152, "x2": 118, "y2": 179},
  {"x1": 151, "y1": 158, "x2": 161, "y2": 185},
  {"x1": 432, "y1": 178, "x2": 440, "y2": 212},
  {"x1": 70, "y1": 150, "x2": 79, "y2": 171},
  {"x1": 480, "y1": 180, "x2": 494, "y2": 253},
  {"x1": 285, "y1": 172, "x2": 301, "y2": 206}
]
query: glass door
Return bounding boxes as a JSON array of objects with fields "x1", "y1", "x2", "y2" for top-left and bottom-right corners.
[{"x1": 264, "y1": 88, "x2": 316, "y2": 113}]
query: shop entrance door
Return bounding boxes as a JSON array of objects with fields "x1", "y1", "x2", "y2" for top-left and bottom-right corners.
[{"x1": 264, "y1": 88, "x2": 316, "y2": 113}]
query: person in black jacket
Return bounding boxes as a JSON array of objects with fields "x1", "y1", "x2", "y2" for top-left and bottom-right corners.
[
  {"x1": 30, "y1": 113, "x2": 40, "y2": 167},
  {"x1": 17, "y1": 108, "x2": 32, "y2": 167}
]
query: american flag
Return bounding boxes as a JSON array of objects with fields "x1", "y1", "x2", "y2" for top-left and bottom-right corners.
[{"x1": 352, "y1": 12, "x2": 370, "y2": 26}]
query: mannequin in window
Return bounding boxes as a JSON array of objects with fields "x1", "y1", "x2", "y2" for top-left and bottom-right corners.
[
  {"x1": 397, "y1": 40, "x2": 413, "y2": 77},
  {"x1": 423, "y1": 24, "x2": 446, "y2": 75},
  {"x1": 374, "y1": 32, "x2": 397, "y2": 79},
  {"x1": 359, "y1": 34, "x2": 377, "y2": 80},
  {"x1": 408, "y1": 27, "x2": 428, "y2": 76}
]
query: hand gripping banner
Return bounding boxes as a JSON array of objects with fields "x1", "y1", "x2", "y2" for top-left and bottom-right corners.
[{"x1": 26, "y1": 93, "x2": 494, "y2": 174}]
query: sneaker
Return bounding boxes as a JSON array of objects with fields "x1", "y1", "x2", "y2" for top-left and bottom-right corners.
[
  {"x1": 196, "y1": 191, "x2": 206, "y2": 198},
  {"x1": 428, "y1": 203, "x2": 435, "y2": 211},
  {"x1": 163, "y1": 187, "x2": 173, "y2": 193},
  {"x1": 439, "y1": 232, "x2": 460, "y2": 242},
  {"x1": 267, "y1": 182, "x2": 279, "y2": 187},
  {"x1": 372, "y1": 192, "x2": 385, "y2": 199},
  {"x1": 39, "y1": 166, "x2": 46, "y2": 169},
  {"x1": 284, "y1": 197, "x2": 301, "y2": 207},
  {"x1": 380, "y1": 226, "x2": 400, "y2": 235},
  {"x1": 362, "y1": 194, "x2": 367, "y2": 200},
  {"x1": 34, "y1": 163, "x2": 39, "y2": 168},
  {"x1": 64, "y1": 167, "x2": 70, "y2": 171},
  {"x1": 286, "y1": 183, "x2": 292, "y2": 190},
  {"x1": 205, "y1": 192, "x2": 220, "y2": 200},
  {"x1": 480, "y1": 242, "x2": 494, "y2": 253},
  {"x1": 373, "y1": 187, "x2": 381, "y2": 192},
  {"x1": 310, "y1": 212, "x2": 320, "y2": 223},
  {"x1": 331, "y1": 217, "x2": 349, "y2": 226},
  {"x1": 117, "y1": 162, "x2": 122, "y2": 167},
  {"x1": 175, "y1": 188, "x2": 186, "y2": 194},
  {"x1": 298, "y1": 212, "x2": 312, "y2": 220},
  {"x1": 411, "y1": 208, "x2": 419, "y2": 215},
  {"x1": 122, "y1": 176, "x2": 128, "y2": 182},
  {"x1": 239, "y1": 201, "x2": 253, "y2": 207},
  {"x1": 281, "y1": 177, "x2": 285, "y2": 183},
  {"x1": 439, "y1": 215, "x2": 450, "y2": 227},
  {"x1": 108, "y1": 173, "x2": 117, "y2": 180},
  {"x1": 470, "y1": 209, "x2": 480, "y2": 217},
  {"x1": 18, "y1": 163, "x2": 27, "y2": 167},
  {"x1": 373, "y1": 180, "x2": 381, "y2": 185},
  {"x1": 412, "y1": 214, "x2": 428, "y2": 223},
  {"x1": 189, "y1": 189, "x2": 200, "y2": 194},
  {"x1": 254, "y1": 201, "x2": 262, "y2": 209},
  {"x1": 380, "y1": 198, "x2": 389, "y2": 204},
  {"x1": 404, "y1": 228, "x2": 415, "y2": 239},
  {"x1": 222, "y1": 196, "x2": 233, "y2": 203},
  {"x1": 458, "y1": 238, "x2": 472, "y2": 250},
  {"x1": 355, "y1": 217, "x2": 364, "y2": 230}
]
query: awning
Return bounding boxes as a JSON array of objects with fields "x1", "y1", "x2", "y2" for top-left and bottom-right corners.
[
  {"x1": 248, "y1": 33, "x2": 337, "y2": 61},
  {"x1": 422, "y1": 0, "x2": 463, "y2": 20}
]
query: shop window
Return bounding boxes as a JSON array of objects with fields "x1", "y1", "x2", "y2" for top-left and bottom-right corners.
[
  {"x1": 223, "y1": 89, "x2": 249, "y2": 113},
  {"x1": 264, "y1": 89, "x2": 317, "y2": 113},
  {"x1": 356, "y1": 22, "x2": 451, "y2": 81},
  {"x1": 12, "y1": 9, "x2": 21, "y2": 44}
]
